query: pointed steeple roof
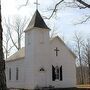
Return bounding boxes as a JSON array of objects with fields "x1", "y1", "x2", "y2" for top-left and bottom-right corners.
[{"x1": 26, "y1": 10, "x2": 50, "y2": 31}]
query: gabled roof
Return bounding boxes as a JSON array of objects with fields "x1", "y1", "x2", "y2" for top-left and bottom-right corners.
[
  {"x1": 51, "y1": 36, "x2": 76, "y2": 58},
  {"x1": 26, "y1": 10, "x2": 49, "y2": 31},
  {"x1": 6, "y1": 47, "x2": 25, "y2": 62}
]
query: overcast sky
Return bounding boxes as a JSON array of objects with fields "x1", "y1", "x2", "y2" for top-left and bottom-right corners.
[{"x1": 1, "y1": 0, "x2": 90, "y2": 42}]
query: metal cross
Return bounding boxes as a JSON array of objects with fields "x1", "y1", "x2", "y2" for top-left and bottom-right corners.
[
  {"x1": 34, "y1": 0, "x2": 40, "y2": 10},
  {"x1": 54, "y1": 47, "x2": 59, "y2": 56}
]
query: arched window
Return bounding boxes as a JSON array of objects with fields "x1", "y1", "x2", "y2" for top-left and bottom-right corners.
[{"x1": 52, "y1": 65, "x2": 63, "y2": 81}]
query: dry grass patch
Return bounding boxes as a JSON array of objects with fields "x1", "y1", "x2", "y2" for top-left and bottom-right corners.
[{"x1": 77, "y1": 85, "x2": 90, "y2": 88}]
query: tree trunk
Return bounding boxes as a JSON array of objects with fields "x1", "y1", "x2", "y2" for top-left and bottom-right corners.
[
  {"x1": 88, "y1": 63, "x2": 90, "y2": 83},
  {"x1": 0, "y1": 4, "x2": 7, "y2": 90}
]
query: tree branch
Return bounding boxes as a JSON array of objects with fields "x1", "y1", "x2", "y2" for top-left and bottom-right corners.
[
  {"x1": 45, "y1": 0, "x2": 90, "y2": 19},
  {"x1": 80, "y1": 16, "x2": 90, "y2": 24},
  {"x1": 8, "y1": 29, "x2": 18, "y2": 50},
  {"x1": 76, "y1": 0, "x2": 90, "y2": 8},
  {"x1": 45, "y1": 0, "x2": 64, "y2": 19},
  {"x1": 18, "y1": 0, "x2": 29, "y2": 9},
  {"x1": 75, "y1": 15, "x2": 90, "y2": 25}
]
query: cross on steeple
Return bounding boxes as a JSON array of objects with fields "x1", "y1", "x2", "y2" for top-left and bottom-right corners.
[
  {"x1": 54, "y1": 47, "x2": 59, "y2": 56},
  {"x1": 34, "y1": 0, "x2": 40, "y2": 10}
]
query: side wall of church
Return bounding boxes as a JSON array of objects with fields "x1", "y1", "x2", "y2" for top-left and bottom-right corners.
[
  {"x1": 5, "y1": 59, "x2": 25, "y2": 89},
  {"x1": 50, "y1": 38, "x2": 76, "y2": 88}
]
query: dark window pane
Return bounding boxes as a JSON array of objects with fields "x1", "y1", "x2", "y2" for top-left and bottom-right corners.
[
  {"x1": 9, "y1": 68, "x2": 11, "y2": 80},
  {"x1": 60, "y1": 66, "x2": 63, "y2": 81},
  {"x1": 16, "y1": 67, "x2": 19, "y2": 80},
  {"x1": 52, "y1": 65, "x2": 56, "y2": 81}
]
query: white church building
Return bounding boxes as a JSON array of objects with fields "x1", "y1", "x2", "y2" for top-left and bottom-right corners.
[{"x1": 5, "y1": 10, "x2": 76, "y2": 89}]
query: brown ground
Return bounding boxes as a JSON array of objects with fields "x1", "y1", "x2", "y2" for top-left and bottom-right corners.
[{"x1": 42, "y1": 85, "x2": 90, "y2": 90}]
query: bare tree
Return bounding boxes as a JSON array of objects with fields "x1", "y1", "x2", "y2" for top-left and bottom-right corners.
[
  {"x1": 0, "y1": 3, "x2": 7, "y2": 90},
  {"x1": 83, "y1": 38, "x2": 90, "y2": 83},
  {"x1": 72, "y1": 32, "x2": 90, "y2": 84},
  {"x1": 73, "y1": 31, "x2": 84, "y2": 84},
  {"x1": 3, "y1": 28, "x2": 14, "y2": 60},
  {"x1": 50, "y1": 25, "x2": 58, "y2": 38},
  {"x1": 4, "y1": 16, "x2": 28, "y2": 51}
]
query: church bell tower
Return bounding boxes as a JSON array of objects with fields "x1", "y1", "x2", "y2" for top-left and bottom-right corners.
[{"x1": 24, "y1": 10, "x2": 51, "y2": 89}]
